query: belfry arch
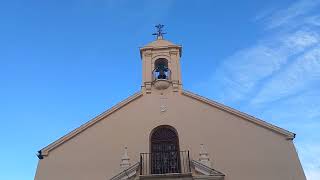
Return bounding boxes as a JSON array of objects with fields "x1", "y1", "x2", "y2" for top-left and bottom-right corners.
[{"x1": 153, "y1": 58, "x2": 170, "y2": 80}]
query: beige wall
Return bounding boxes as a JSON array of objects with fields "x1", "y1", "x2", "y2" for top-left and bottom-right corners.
[{"x1": 35, "y1": 89, "x2": 306, "y2": 180}]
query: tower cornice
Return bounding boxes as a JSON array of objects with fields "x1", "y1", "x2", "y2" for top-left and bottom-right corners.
[{"x1": 140, "y1": 40, "x2": 182, "y2": 59}]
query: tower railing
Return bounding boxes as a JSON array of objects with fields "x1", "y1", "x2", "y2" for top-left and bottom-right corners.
[{"x1": 140, "y1": 150, "x2": 191, "y2": 175}]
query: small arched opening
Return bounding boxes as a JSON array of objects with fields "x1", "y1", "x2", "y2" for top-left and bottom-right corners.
[{"x1": 153, "y1": 58, "x2": 171, "y2": 80}]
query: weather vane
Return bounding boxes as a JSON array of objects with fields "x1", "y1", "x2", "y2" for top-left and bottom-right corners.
[{"x1": 152, "y1": 24, "x2": 166, "y2": 39}]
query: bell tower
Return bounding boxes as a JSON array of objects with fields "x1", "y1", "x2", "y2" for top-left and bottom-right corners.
[{"x1": 140, "y1": 25, "x2": 182, "y2": 94}]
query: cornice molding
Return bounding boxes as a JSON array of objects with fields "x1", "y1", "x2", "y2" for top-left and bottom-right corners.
[
  {"x1": 140, "y1": 46, "x2": 182, "y2": 58},
  {"x1": 182, "y1": 90, "x2": 295, "y2": 139},
  {"x1": 39, "y1": 92, "x2": 143, "y2": 157},
  {"x1": 191, "y1": 160, "x2": 225, "y2": 177},
  {"x1": 110, "y1": 162, "x2": 139, "y2": 180}
]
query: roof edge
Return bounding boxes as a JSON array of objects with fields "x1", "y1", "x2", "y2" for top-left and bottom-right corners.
[
  {"x1": 191, "y1": 160, "x2": 225, "y2": 176},
  {"x1": 110, "y1": 162, "x2": 140, "y2": 180},
  {"x1": 182, "y1": 90, "x2": 295, "y2": 139},
  {"x1": 139, "y1": 45, "x2": 182, "y2": 59},
  {"x1": 39, "y1": 91, "x2": 143, "y2": 157}
]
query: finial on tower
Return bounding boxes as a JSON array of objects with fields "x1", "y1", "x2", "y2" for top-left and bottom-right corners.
[{"x1": 152, "y1": 24, "x2": 166, "y2": 40}]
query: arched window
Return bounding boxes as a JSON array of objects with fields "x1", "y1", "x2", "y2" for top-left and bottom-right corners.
[
  {"x1": 153, "y1": 58, "x2": 171, "y2": 80},
  {"x1": 150, "y1": 125, "x2": 181, "y2": 174}
]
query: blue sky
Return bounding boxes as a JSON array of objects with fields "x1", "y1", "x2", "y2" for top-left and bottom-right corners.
[{"x1": 0, "y1": 0, "x2": 319, "y2": 179}]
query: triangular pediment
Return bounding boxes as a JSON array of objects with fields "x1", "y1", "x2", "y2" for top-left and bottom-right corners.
[
  {"x1": 181, "y1": 90, "x2": 295, "y2": 139},
  {"x1": 38, "y1": 92, "x2": 143, "y2": 158},
  {"x1": 38, "y1": 90, "x2": 295, "y2": 158}
]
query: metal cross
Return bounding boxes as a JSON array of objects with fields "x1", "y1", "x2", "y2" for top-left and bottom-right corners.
[{"x1": 152, "y1": 24, "x2": 166, "y2": 39}]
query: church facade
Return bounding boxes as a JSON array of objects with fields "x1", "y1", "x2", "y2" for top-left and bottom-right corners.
[{"x1": 35, "y1": 28, "x2": 306, "y2": 180}]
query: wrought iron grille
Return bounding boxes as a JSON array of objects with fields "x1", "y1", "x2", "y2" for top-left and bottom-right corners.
[{"x1": 140, "y1": 151, "x2": 191, "y2": 175}]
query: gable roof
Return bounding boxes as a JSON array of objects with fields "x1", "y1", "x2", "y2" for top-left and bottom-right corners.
[
  {"x1": 38, "y1": 92, "x2": 143, "y2": 158},
  {"x1": 182, "y1": 90, "x2": 295, "y2": 139},
  {"x1": 38, "y1": 90, "x2": 295, "y2": 158}
]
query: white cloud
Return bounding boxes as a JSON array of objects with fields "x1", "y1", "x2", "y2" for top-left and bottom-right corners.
[
  {"x1": 305, "y1": 170, "x2": 320, "y2": 180},
  {"x1": 205, "y1": 29, "x2": 319, "y2": 105},
  {"x1": 194, "y1": 1, "x2": 320, "y2": 179},
  {"x1": 306, "y1": 15, "x2": 320, "y2": 26},
  {"x1": 259, "y1": 89, "x2": 320, "y2": 124},
  {"x1": 211, "y1": 45, "x2": 286, "y2": 103},
  {"x1": 250, "y1": 44, "x2": 320, "y2": 105},
  {"x1": 257, "y1": 0, "x2": 320, "y2": 29},
  {"x1": 298, "y1": 143, "x2": 320, "y2": 180},
  {"x1": 283, "y1": 30, "x2": 319, "y2": 50}
]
